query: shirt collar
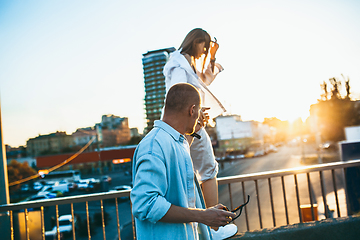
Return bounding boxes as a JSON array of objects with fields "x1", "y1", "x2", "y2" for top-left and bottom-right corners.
[{"x1": 154, "y1": 120, "x2": 186, "y2": 143}]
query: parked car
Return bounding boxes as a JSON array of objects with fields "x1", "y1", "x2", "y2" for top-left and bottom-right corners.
[
  {"x1": 19, "y1": 194, "x2": 51, "y2": 211},
  {"x1": 20, "y1": 184, "x2": 30, "y2": 192},
  {"x1": 37, "y1": 185, "x2": 66, "y2": 197},
  {"x1": 87, "y1": 178, "x2": 100, "y2": 184},
  {"x1": 67, "y1": 182, "x2": 78, "y2": 191},
  {"x1": 75, "y1": 179, "x2": 90, "y2": 191},
  {"x1": 37, "y1": 190, "x2": 57, "y2": 199},
  {"x1": 320, "y1": 142, "x2": 337, "y2": 151},
  {"x1": 45, "y1": 214, "x2": 77, "y2": 239},
  {"x1": 26, "y1": 194, "x2": 51, "y2": 201},
  {"x1": 102, "y1": 175, "x2": 112, "y2": 184},
  {"x1": 254, "y1": 150, "x2": 265, "y2": 157},
  {"x1": 33, "y1": 182, "x2": 43, "y2": 191}
]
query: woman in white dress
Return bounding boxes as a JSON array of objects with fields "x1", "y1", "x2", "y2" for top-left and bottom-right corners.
[{"x1": 163, "y1": 28, "x2": 237, "y2": 240}]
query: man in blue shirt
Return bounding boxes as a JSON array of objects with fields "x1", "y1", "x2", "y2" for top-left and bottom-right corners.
[{"x1": 131, "y1": 83, "x2": 236, "y2": 240}]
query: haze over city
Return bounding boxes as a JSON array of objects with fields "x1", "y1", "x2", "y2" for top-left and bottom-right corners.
[{"x1": 1, "y1": 0, "x2": 360, "y2": 147}]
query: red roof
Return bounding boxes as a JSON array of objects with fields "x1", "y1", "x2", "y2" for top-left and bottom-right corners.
[{"x1": 36, "y1": 147, "x2": 136, "y2": 168}]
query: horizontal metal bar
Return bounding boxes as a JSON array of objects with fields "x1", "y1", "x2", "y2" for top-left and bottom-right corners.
[
  {"x1": 218, "y1": 159, "x2": 360, "y2": 185},
  {"x1": 0, "y1": 189, "x2": 131, "y2": 212},
  {"x1": 3, "y1": 159, "x2": 360, "y2": 212}
]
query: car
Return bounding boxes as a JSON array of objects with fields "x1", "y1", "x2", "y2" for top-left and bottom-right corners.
[
  {"x1": 39, "y1": 191, "x2": 58, "y2": 199},
  {"x1": 87, "y1": 178, "x2": 100, "y2": 184},
  {"x1": 75, "y1": 179, "x2": 90, "y2": 191},
  {"x1": 320, "y1": 142, "x2": 337, "y2": 151},
  {"x1": 102, "y1": 175, "x2": 112, "y2": 184},
  {"x1": 87, "y1": 181, "x2": 100, "y2": 191},
  {"x1": 26, "y1": 195, "x2": 51, "y2": 201},
  {"x1": 37, "y1": 186, "x2": 63, "y2": 198},
  {"x1": 109, "y1": 185, "x2": 132, "y2": 200},
  {"x1": 48, "y1": 190, "x2": 63, "y2": 198},
  {"x1": 45, "y1": 214, "x2": 77, "y2": 239},
  {"x1": 254, "y1": 150, "x2": 265, "y2": 157},
  {"x1": 73, "y1": 179, "x2": 97, "y2": 191},
  {"x1": 33, "y1": 182, "x2": 43, "y2": 191},
  {"x1": 67, "y1": 182, "x2": 78, "y2": 191},
  {"x1": 19, "y1": 194, "x2": 51, "y2": 212},
  {"x1": 20, "y1": 184, "x2": 30, "y2": 192},
  {"x1": 40, "y1": 183, "x2": 69, "y2": 194}
]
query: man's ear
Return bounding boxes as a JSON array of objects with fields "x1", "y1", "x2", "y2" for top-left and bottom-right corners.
[{"x1": 189, "y1": 104, "x2": 196, "y2": 117}]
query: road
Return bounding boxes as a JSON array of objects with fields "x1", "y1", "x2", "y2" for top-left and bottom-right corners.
[{"x1": 217, "y1": 142, "x2": 346, "y2": 232}]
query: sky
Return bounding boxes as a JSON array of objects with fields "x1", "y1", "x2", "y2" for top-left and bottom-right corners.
[{"x1": 1, "y1": 0, "x2": 360, "y2": 147}]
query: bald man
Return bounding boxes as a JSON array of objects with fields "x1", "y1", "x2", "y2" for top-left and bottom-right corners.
[{"x1": 131, "y1": 83, "x2": 235, "y2": 240}]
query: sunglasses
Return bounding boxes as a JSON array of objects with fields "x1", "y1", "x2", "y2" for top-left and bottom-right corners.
[
  {"x1": 223, "y1": 195, "x2": 250, "y2": 222},
  {"x1": 210, "y1": 37, "x2": 217, "y2": 44}
]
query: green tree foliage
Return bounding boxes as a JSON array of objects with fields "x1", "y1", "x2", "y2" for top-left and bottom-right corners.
[
  {"x1": 7, "y1": 160, "x2": 37, "y2": 192},
  {"x1": 312, "y1": 76, "x2": 360, "y2": 142}
]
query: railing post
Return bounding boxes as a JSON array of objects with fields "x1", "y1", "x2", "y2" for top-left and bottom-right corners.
[
  {"x1": 0, "y1": 102, "x2": 10, "y2": 240},
  {"x1": 281, "y1": 176, "x2": 289, "y2": 225},
  {"x1": 319, "y1": 171, "x2": 330, "y2": 218},
  {"x1": 241, "y1": 181, "x2": 249, "y2": 231},
  {"x1": 306, "y1": 173, "x2": 316, "y2": 221},
  {"x1": 331, "y1": 169, "x2": 341, "y2": 217},
  {"x1": 254, "y1": 180, "x2": 263, "y2": 228},
  {"x1": 268, "y1": 178, "x2": 276, "y2": 227},
  {"x1": 294, "y1": 174, "x2": 303, "y2": 223}
]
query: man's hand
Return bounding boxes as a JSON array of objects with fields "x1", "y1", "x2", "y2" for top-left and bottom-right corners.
[
  {"x1": 198, "y1": 204, "x2": 236, "y2": 228},
  {"x1": 160, "y1": 204, "x2": 236, "y2": 228}
]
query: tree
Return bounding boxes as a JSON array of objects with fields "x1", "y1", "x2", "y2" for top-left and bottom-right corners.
[
  {"x1": 7, "y1": 160, "x2": 37, "y2": 192},
  {"x1": 311, "y1": 75, "x2": 360, "y2": 142},
  {"x1": 342, "y1": 74, "x2": 351, "y2": 99}
]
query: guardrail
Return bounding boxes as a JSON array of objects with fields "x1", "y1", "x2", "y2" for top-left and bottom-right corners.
[
  {"x1": 218, "y1": 159, "x2": 360, "y2": 231},
  {"x1": 0, "y1": 190, "x2": 134, "y2": 240},
  {"x1": 1, "y1": 159, "x2": 359, "y2": 239}
]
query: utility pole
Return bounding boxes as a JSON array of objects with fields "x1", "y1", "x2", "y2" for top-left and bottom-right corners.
[
  {"x1": 96, "y1": 125, "x2": 102, "y2": 175},
  {"x1": 0, "y1": 101, "x2": 10, "y2": 239}
]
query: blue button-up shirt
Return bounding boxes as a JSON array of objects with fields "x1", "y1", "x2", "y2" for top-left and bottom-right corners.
[{"x1": 131, "y1": 120, "x2": 210, "y2": 240}]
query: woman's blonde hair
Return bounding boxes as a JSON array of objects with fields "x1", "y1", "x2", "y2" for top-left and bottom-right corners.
[{"x1": 179, "y1": 28, "x2": 211, "y2": 73}]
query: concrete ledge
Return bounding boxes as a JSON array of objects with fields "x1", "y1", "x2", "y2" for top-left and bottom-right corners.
[{"x1": 232, "y1": 215, "x2": 360, "y2": 240}]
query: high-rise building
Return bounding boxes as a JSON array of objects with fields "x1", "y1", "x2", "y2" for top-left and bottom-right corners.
[{"x1": 142, "y1": 47, "x2": 175, "y2": 133}]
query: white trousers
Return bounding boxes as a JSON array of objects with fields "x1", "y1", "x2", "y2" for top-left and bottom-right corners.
[{"x1": 190, "y1": 127, "x2": 218, "y2": 182}]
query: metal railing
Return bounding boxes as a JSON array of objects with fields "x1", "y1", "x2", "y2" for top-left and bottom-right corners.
[
  {"x1": 218, "y1": 159, "x2": 360, "y2": 231},
  {"x1": 1, "y1": 159, "x2": 359, "y2": 239},
  {"x1": 0, "y1": 190, "x2": 134, "y2": 240}
]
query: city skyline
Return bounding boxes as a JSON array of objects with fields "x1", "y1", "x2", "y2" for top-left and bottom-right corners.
[{"x1": 1, "y1": 0, "x2": 360, "y2": 147}]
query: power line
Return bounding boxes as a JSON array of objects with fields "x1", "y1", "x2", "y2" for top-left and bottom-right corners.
[{"x1": 9, "y1": 136, "x2": 96, "y2": 187}]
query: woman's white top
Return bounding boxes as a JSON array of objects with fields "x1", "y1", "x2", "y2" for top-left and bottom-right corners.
[{"x1": 163, "y1": 50, "x2": 226, "y2": 119}]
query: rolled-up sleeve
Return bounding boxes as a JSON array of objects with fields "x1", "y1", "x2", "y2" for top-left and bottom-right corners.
[{"x1": 131, "y1": 153, "x2": 171, "y2": 223}]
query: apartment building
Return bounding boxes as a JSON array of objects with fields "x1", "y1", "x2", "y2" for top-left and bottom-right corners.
[
  {"x1": 26, "y1": 131, "x2": 74, "y2": 157},
  {"x1": 142, "y1": 47, "x2": 175, "y2": 133}
]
